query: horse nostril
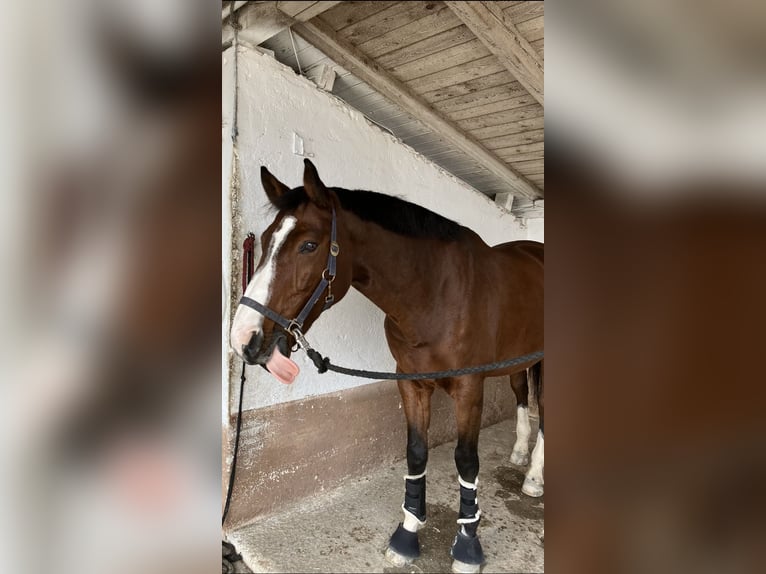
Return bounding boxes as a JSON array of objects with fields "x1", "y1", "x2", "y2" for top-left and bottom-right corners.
[
  {"x1": 252, "y1": 331, "x2": 264, "y2": 353},
  {"x1": 242, "y1": 331, "x2": 264, "y2": 363}
]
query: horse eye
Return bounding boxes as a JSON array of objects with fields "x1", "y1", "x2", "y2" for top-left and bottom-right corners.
[{"x1": 299, "y1": 241, "x2": 318, "y2": 253}]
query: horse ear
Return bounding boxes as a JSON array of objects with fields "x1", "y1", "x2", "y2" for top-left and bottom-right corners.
[
  {"x1": 303, "y1": 159, "x2": 331, "y2": 208},
  {"x1": 261, "y1": 166, "x2": 290, "y2": 205}
]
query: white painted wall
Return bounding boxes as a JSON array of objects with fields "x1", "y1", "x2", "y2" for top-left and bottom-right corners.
[{"x1": 223, "y1": 46, "x2": 543, "y2": 411}]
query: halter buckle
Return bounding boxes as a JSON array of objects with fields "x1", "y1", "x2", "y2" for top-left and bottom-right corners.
[
  {"x1": 286, "y1": 320, "x2": 303, "y2": 336},
  {"x1": 322, "y1": 268, "x2": 336, "y2": 282},
  {"x1": 329, "y1": 242, "x2": 340, "y2": 257},
  {"x1": 287, "y1": 322, "x2": 311, "y2": 352}
]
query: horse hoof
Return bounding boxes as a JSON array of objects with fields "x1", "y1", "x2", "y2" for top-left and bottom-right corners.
[
  {"x1": 452, "y1": 559, "x2": 482, "y2": 574},
  {"x1": 510, "y1": 451, "x2": 529, "y2": 466},
  {"x1": 385, "y1": 547, "x2": 414, "y2": 567},
  {"x1": 522, "y1": 476, "x2": 544, "y2": 497}
]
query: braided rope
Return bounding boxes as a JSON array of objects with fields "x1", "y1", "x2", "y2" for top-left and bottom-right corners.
[{"x1": 304, "y1": 347, "x2": 543, "y2": 380}]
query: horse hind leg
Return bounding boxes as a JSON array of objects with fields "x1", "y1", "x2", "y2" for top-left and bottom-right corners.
[
  {"x1": 522, "y1": 361, "x2": 544, "y2": 497},
  {"x1": 385, "y1": 379, "x2": 433, "y2": 567},
  {"x1": 509, "y1": 369, "x2": 531, "y2": 466}
]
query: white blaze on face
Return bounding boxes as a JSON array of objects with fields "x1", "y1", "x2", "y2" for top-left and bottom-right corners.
[{"x1": 230, "y1": 216, "x2": 296, "y2": 355}]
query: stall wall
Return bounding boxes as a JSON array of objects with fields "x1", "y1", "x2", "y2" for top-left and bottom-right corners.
[
  {"x1": 222, "y1": 46, "x2": 544, "y2": 527},
  {"x1": 223, "y1": 46, "x2": 542, "y2": 412}
]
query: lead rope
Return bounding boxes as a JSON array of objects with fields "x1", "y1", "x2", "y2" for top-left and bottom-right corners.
[
  {"x1": 223, "y1": 8, "x2": 244, "y2": 528},
  {"x1": 222, "y1": 235, "x2": 253, "y2": 527},
  {"x1": 293, "y1": 330, "x2": 543, "y2": 380}
]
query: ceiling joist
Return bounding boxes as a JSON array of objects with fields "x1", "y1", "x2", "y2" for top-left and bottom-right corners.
[
  {"x1": 445, "y1": 1, "x2": 544, "y2": 107},
  {"x1": 292, "y1": 18, "x2": 542, "y2": 199}
]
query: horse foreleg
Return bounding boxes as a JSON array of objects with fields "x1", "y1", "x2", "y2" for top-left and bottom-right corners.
[
  {"x1": 385, "y1": 379, "x2": 433, "y2": 567},
  {"x1": 522, "y1": 362, "x2": 544, "y2": 497},
  {"x1": 449, "y1": 376, "x2": 485, "y2": 574},
  {"x1": 509, "y1": 370, "x2": 531, "y2": 466}
]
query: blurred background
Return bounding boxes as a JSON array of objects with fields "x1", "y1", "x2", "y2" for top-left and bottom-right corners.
[
  {"x1": 544, "y1": 1, "x2": 766, "y2": 573},
  {"x1": 1, "y1": 1, "x2": 219, "y2": 573},
  {"x1": 0, "y1": 1, "x2": 764, "y2": 574}
]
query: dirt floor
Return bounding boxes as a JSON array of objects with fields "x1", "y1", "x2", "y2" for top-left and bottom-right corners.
[{"x1": 225, "y1": 417, "x2": 544, "y2": 573}]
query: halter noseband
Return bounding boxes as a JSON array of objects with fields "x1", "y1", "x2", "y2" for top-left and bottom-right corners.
[{"x1": 239, "y1": 208, "x2": 339, "y2": 340}]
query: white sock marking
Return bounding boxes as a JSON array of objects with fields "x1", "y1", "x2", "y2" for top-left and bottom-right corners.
[
  {"x1": 230, "y1": 216, "x2": 296, "y2": 353},
  {"x1": 527, "y1": 430, "x2": 544, "y2": 484},
  {"x1": 512, "y1": 405, "x2": 531, "y2": 459}
]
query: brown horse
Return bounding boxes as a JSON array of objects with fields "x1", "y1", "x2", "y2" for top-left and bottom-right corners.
[{"x1": 230, "y1": 160, "x2": 543, "y2": 573}]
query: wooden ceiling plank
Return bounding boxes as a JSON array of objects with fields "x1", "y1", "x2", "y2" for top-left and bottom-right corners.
[
  {"x1": 390, "y1": 39, "x2": 489, "y2": 82},
  {"x1": 493, "y1": 141, "x2": 545, "y2": 156},
  {"x1": 447, "y1": 94, "x2": 537, "y2": 121},
  {"x1": 434, "y1": 82, "x2": 527, "y2": 113},
  {"x1": 293, "y1": 18, "x2": 541, "y2": 199},
  {"x1": 339, "y1": 1, "x2": 443, "y2": 46},
  {"x1": 511, "y1": 159, "x2": 545, "y2": 174},
  {"x1": 376, "y1": 24, "x2": 476, "y2": 69},
  {"x1": 503, "y1": 1, "x2": 544, "y2": 25},
  {"x1": 319, "y1": 1, "x2": 397, "y2": 32},
  {"x1": 445, "y1": 1, "x2": 544, "y2": 106},
  {"x1": 294, "y1": 1, "x2": 344, "y2": 22},
  {"x1": 277, "y1": 1, "x2": 317, "y2": 18},
  {"x1": 471, "y1": 116, "x2": 545, "y2": 139},
  {"x1": 456, "y1": 104, "x2": 543, "y2": 131},
  {"x1": 423, "y1": 71, "x2": 514, "y2": 103},
  {"x1": 480, "y1": 128, "x2": 545, "y2": 150},
  {"x1": 358, "y1": 3, "x2": 462, "y2": 59},
  {"x1": 407, "y1": 55, "x2": 505, "y2": 94},
  {"x1": 517, "y1": 15, "x2": 545, "y2": 43}
]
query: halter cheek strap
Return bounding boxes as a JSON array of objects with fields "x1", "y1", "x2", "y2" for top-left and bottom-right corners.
[{"x1": 239, "y1": 208, "x2": 339, "y2": 335}]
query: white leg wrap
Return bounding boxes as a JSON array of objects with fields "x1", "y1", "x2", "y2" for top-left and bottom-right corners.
[
  {"x1": 401, "y1": 470, "x2": 427, "y2": 532},
  {"x1": 457, "y1": 511, "x2": 482, "y2": 525},
  {"x1": 404, "y1": 470, "x2": 426, "y2": 481},
  {"x1": 458, "y1": 475, "x2": 478, "y2": 490},
  {"x1": 457, "y1": 475, "x2": 481, "y2": 524},
  {"x1": 402, "y1": 506, "x2": 426, "y2": 532}
]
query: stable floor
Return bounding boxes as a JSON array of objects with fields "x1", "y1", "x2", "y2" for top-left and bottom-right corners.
[{"x1": 226, "y1": 418, "x2": 544, "y2": 573}]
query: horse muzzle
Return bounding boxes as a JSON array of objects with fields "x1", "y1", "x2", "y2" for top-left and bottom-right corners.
[{"x1": 242, "y1": 330, "x2": 291, "y2": 367}]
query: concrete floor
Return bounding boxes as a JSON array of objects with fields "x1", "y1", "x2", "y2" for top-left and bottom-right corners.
[{"x1": 227, "y1": 418, "x2": 544, "y2": 573}]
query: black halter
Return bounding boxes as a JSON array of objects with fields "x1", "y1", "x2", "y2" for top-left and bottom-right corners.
[{"x1": 239, "y1": 208, "x2": 339, "y2": 339}]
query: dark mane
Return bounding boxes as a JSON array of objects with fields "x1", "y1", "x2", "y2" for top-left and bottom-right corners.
[{"x1": 272, "y1": 187, "x2": 466, "y2": 241}]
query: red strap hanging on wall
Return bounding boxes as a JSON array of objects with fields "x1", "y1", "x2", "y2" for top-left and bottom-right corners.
[{"x1": 242, "y1": 233, "x2": 255, "y2": 293}]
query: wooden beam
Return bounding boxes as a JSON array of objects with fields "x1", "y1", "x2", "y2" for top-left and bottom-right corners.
[
  {"x1": 445, "y1": 1, "x2": 544, "y2": 106},
  {"x1": 222, "y1": 2, "x2": 341, "y2": 46},
  {"x1": 277, "y1": 1, "x2": 342, "y2": 22},
  {"x1": 293, "y1": 18, "x2": 541, "y2": 199},
  {"x1": 222, "y1": 2, "x2": 293, "y2": 46}
]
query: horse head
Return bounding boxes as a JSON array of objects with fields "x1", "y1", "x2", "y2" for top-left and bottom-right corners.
[{"x1": 230, "y1": 159, "x2": 352, "y2": 383}]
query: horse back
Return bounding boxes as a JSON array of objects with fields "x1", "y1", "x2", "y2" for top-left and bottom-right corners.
[{"x1": 492, "y1": 240, "x2": 544, "y2": 264}]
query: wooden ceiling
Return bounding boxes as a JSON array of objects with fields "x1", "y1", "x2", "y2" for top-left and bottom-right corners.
[{"x1": 224, "y1": 1, "x2": 544, "y2": 199}]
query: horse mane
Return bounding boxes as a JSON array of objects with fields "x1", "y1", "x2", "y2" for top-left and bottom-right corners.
[{"x1": 272, "y1": 187, "x2": 466, "y2": 242}]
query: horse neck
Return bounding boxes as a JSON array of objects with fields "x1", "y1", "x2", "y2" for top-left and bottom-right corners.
[{"x1": 343, "y1": 210, "x2": 470, "y2": 337}]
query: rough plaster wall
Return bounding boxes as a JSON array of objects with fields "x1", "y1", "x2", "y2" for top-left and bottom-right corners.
[{"x1": 223, "y1": 46, "x2": 544, "y2": 411}]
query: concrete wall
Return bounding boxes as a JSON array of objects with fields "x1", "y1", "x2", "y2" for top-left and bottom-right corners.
[{"x1": 223, "y1": 45, "x2": 543, "y2": 413}]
